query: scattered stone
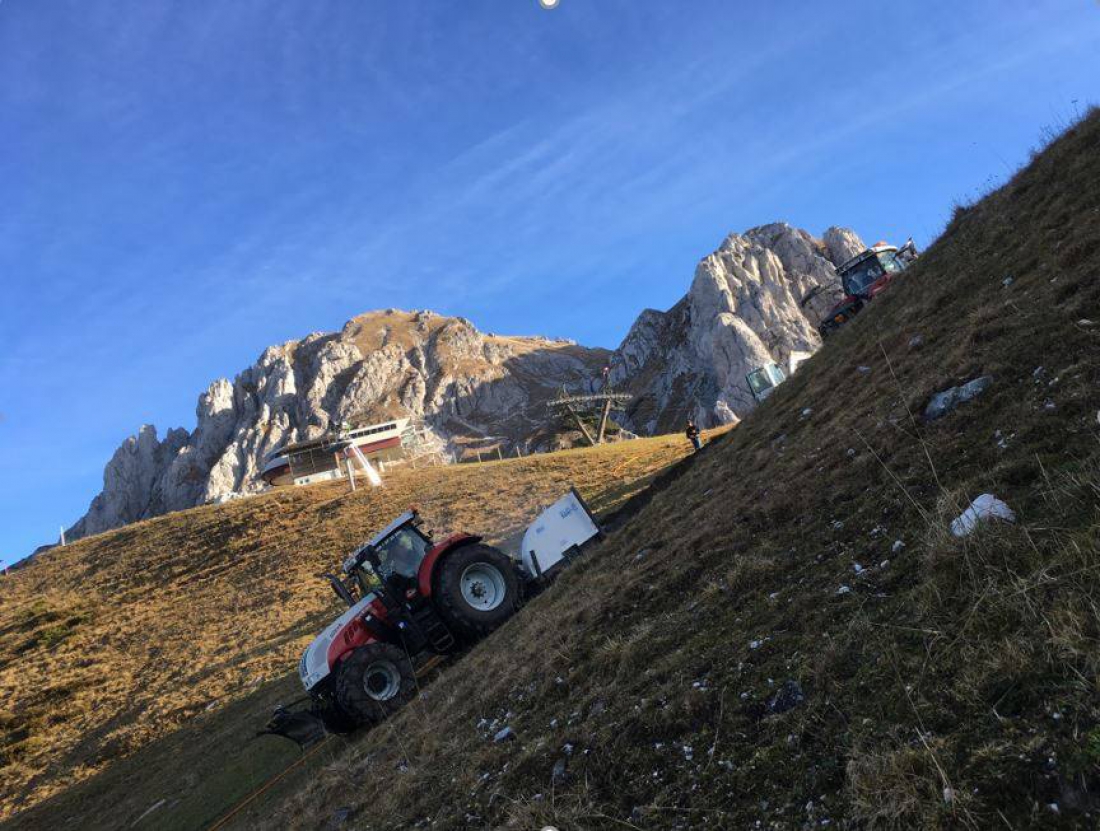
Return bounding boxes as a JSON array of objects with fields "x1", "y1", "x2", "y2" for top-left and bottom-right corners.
[
  {"x1": 1002, "y1": 276, "x2": 1014, "y2": 287},
  {"x1": 493, "y1": 726, "x2": 515, "y2": 743},
  {"x1": 908, "y1": 334, "x2": 924, "y2": 349},
  {"x1": 329, "y1": 806, "x2": 354, "y2": 828},
  {"x1": 836, "y1": 585, "x2": 852, "y2": 595},
  {"x1": 853, "y1": 563, "x2": 864, "y2": 575},
  {"x1": 846, "y1": 448, "x2": 856, "y2": 458},
  {"x1": 1043, "y1": 399, "x2": 1057, "y2": 411},
  {"x1": 891, "y1": 539, "x2": 905, "y2": 554},
  {"x1": 801, "y1": 407, "x2": 813, "y2": 418},
  {"x1": 831, "y1": 519, "x2": 844, "y2": 530},
  {"x1": 634, "y1": 549, "x2": 650, "y2": 561},
  {"x1": 857, "y1": 365, "x2": 871, "y2": 374},
  {"x1": 924, "y1": 376, "x2": 993, "y2": 420},
  {"x1": 1078, "y1": 319, "x2": 1095, "y2": 327},
  {"x1": 551, "y1": 756, "x2": 568, "y2": 785},
  {"x1": 767, "y1": 680, "x2": 806, "y2": 715},
  {"x1": 950, "y1": 494, "x2": 1016, "y2": 537}
]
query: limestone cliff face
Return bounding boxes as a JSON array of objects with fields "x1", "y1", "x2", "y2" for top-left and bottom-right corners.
[
  {"x1": 69, "y1": 311, "x2": 608, "y2": 540},
  {"x1": 612, "y1": 222, "x2": 865, "y2": 434},
  {"x1": 69, "y1": 222, "x2": 866, "y2": 541}
]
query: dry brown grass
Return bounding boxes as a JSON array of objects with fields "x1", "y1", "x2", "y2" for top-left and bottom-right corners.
[{"x1": 0, "y1": 433, "x2": 694, "y2": 821}]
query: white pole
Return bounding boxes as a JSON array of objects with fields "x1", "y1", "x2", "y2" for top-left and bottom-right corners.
[
  {"x1": 349, "y1": 445, "x2": 383, "y2": 487},
  {"x1": 60, "y1": 527, "x2": 66, "y2": 547},
  {"x1": 346, "y1": 456, "x2": 357, "y2": 492}
]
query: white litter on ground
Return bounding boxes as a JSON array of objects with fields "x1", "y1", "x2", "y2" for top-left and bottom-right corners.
[{"x1": 950, "y1": 494, "x2": 1016, "y2": 537}]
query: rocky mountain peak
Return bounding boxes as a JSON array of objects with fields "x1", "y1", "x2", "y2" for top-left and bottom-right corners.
[
  {"x1": 68, "y1": 222, "x2": 865, "y2": 542},
  {"x1": 613, "y1": 222, "x2": 865, "y2": 434}
]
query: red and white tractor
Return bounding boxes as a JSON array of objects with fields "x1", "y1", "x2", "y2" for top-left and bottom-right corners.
[
  {"x1": 279, "y1": 489, "x2": 600, "y2": 735},
  {"x1": 818, "y1": 239, "x2": 918, "y2": 338}
]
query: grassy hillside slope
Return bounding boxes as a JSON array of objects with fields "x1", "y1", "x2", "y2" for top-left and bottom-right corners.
[
  {"x1": 0, "y1": 434, "x2": 696, "y2": 822},
  {"x1": 268, "y1": 113, "x2": 1100, "y2": 829}
]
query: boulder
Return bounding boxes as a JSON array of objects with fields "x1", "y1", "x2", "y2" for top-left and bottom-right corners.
[{"x1": 924, "y1": 376, "x2": 993, "y2": 420}]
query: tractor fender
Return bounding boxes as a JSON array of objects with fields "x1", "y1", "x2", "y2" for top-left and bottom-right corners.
[{"x1": 417, "y1": 533, "x2": 482, "y2": 598}]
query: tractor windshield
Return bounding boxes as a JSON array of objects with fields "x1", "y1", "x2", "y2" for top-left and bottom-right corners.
[
  {"x1": 841, "y1": 258, "x2": 884, "y2": 296},
  {"x1": 842, "y1": 251, "x2": 904, "y2": 296},
  {"x1": 372, "y1": 525, "x2": 430, "y2": 580},
  {"x1": 876, "y1": 250, "x2": 904, "y2": 274},
  {"x1": 747, "y1": 364, "x2": 785, "y2": 397}
]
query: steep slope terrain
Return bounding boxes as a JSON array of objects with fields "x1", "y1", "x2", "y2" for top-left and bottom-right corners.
[
  {"x1": 65, "y1": 224, "x2": 865, "y2": 544},
  {"x1": 247, "y1": 112, "x2": 1098, "y2": 829},
  {"x1": 0, "y1": 435, "x2": 697, "y2": 821}
]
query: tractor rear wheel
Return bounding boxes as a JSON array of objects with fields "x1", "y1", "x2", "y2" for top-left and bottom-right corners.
[
  {"x1": 434, "y1": 543, "x2": 520, "y2": 637},
  {"x1": 334, "y1": 643, "x2": 416, "y2": 727}
]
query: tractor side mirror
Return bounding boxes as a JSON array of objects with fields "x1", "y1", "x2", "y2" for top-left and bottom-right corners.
[{"x1": 321, "y1": 573, "x2": 356, "y2": 608}]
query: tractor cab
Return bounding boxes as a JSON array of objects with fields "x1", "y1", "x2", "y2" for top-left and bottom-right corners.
[
  {"x1": 342, "y1": 511, "x2": 431, "y2": 596},
  {"x1": 838, "y1": 244, "x2": 906, "y2": 299},
  {"x1": 819, "y1": 242, "x2": 912, "y2": 337}
]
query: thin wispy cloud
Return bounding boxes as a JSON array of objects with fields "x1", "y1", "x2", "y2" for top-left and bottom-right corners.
[{"x1": 0, "y1": 0, "x2": 1095, "y2": 562}]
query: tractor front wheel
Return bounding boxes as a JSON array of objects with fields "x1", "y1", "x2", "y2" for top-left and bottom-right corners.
[
  {"x1": 434, "y1": 544, "x2": 520, "y2": 638},
  {"x1": 334, "y1": 643, "x2": 416, "y2": 728}
]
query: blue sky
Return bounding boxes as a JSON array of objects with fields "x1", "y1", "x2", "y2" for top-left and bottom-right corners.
[{"x1": 0, "y1": 1, "x2": 1097, "y2": 564}]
